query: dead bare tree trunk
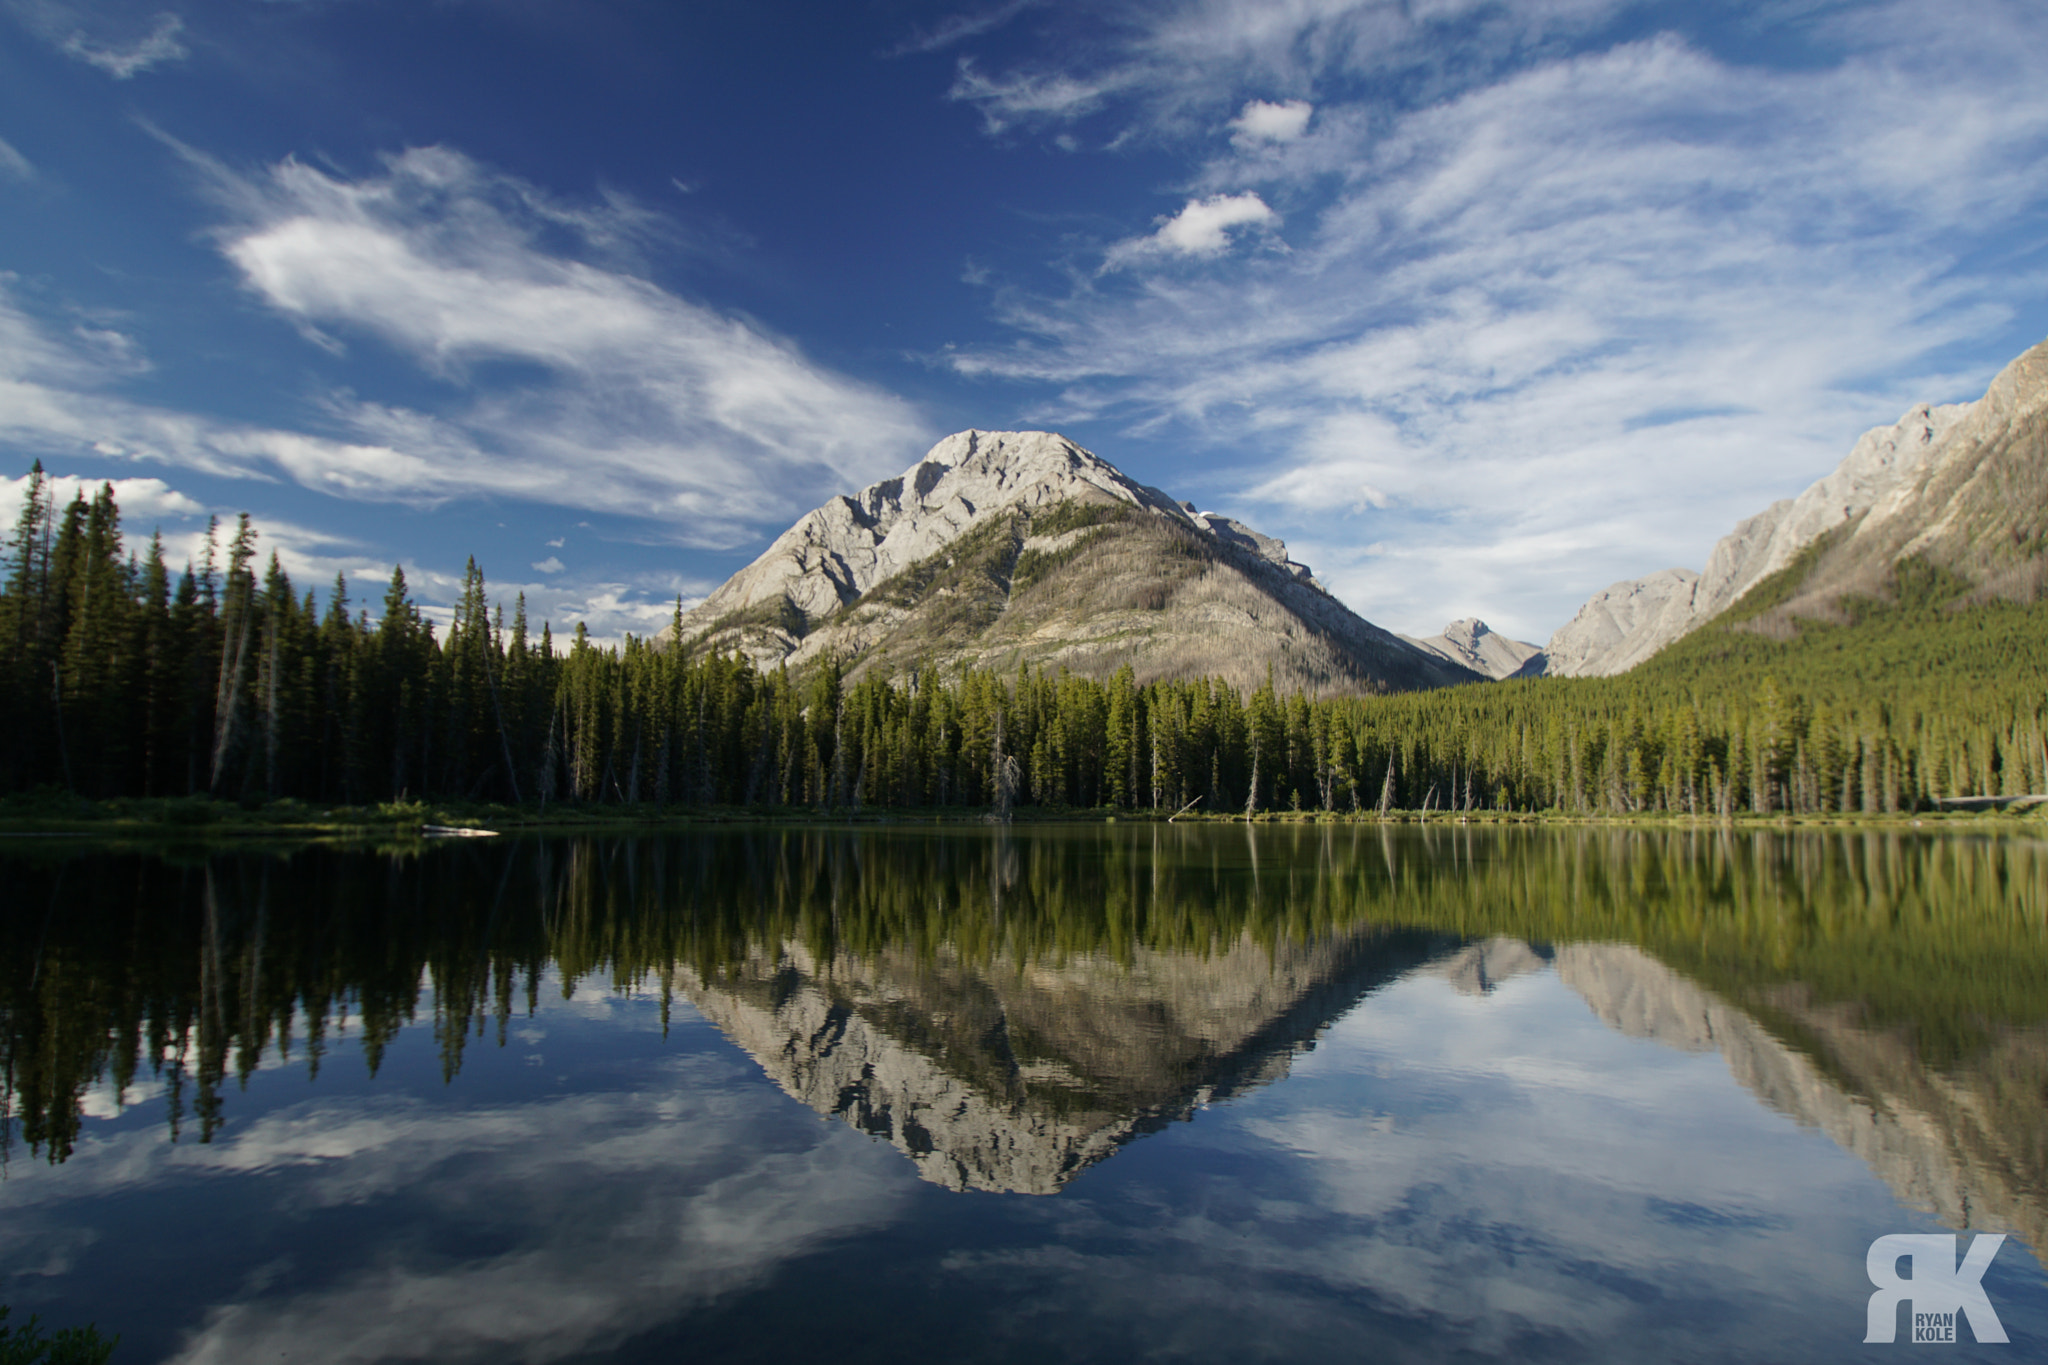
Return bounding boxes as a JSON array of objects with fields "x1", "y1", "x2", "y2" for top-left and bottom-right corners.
[
  {"x1": 210, "y1": 602, "x2": 253, "y2": 793},
  {"x1": 480, "y1": 637, "x2": 523, "y2": 804},
  {"x1": 991, "y1": 707, "x2": 1019, "y2": 822}
]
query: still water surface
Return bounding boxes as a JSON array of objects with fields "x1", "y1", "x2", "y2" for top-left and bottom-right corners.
[{"x1": 3, "y1": 824, "x2": 2045, "y2": 1362}]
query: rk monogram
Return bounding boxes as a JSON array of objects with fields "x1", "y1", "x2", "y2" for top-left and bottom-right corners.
[{"x1": 1865, "y1": 1234, "x2": 2009, "y2": 1344}]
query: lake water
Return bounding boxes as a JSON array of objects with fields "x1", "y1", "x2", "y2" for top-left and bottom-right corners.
[{"x1": 3, "y1": 823, "x2": 2044, "y2": 1363}]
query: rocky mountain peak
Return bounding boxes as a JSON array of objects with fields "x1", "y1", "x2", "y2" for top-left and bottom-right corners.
[
  {"x1": 666, "y1": 429, "x2": 1189, "y2": 639},
  {"x1": 663, "y1": 429, "x2": 1480, "y2": 694},
  {"x1": 1442, "y1": 618, "x2": 1490, "y2": 648},
  {"x1": 1400, "y1": 617, "x2": 1542, "y2": 681}
]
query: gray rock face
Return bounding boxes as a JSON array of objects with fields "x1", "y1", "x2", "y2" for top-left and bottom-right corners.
[
  {"x1": 662, "y1": 428, "x2": 1477, "y2": 693},
  {"x1": 1535, "y1": 340, "x2": 2048, "y2": 675},
  {"x1": 1805, "y1": 336, "x2": 2048, "y2": 600},
  {"x1": 1401, "y1": 618, "x2": 1544, "y2": 681},
  {"x1": 1182, "y1": 502, "x2": 1316, "y2": 581},
  {"x1": 669, "y1": 430, "x2": 1198, "y2": 646},
  {"x1": 1526, "y1": 569, "x2": 1701, "y2": 678}
]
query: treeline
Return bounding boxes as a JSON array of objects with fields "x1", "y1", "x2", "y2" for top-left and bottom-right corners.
[{"x1": 3, "y1": 467, "x2": 2045, "y2": 815}]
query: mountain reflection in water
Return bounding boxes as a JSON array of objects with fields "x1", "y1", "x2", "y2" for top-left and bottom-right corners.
[
  {"x1": 2, "y1": 825, "x2": 2046, "y2": 1363},
  {"x1": 5, "y1": 824, "x2": 2044, "y2": 1225},
  {"x1": 676, "y1": 924, "x2": 1449, "y2": 1193}
]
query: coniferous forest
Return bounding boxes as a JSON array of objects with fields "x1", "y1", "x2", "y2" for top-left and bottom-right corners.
[{"x1": 3, "y1": 465, "x2": 2045, "y2": 818}]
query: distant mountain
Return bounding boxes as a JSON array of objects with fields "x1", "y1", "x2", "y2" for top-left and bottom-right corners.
[
  {"x1": 1534, "y1": 336, "x2": 2048, "y2": 676},
  {"x1": 664, "y1": 429, "x2": 1481, "y2": 694},
  {"x1": 1401, "y1": 618, "x2": 1543, "y2": 680}
]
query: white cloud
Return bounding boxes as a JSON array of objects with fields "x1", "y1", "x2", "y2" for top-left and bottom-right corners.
[
  {"x1": 0, "y1": 144, "x2": 934, "y2": 550},
  {"x1": 1230, "y1": 98, "x2": 1312, "y2": 145},
  {"x1": 61, "y1": 10, "x2": 187, "y2": 78},
  {"x1": 946, "y1": 2, "x2": 2048, "y2": 638},
  {"x1": 947, "y1": 0, "x2": 1638, "y2": 142},
  {"x1": 0, "y1": 470, "x2": 204, "y2": 525},
  {"x1": 949, "y1": 59, "x2": 1127, "y2": 133},
  {"x1": 1104, "y1": 191, "x2": 1278, "y2": 268},
  {"x1": 531, "y1": 555, "x2": 564, "y2": 574},
  {"x1": 201, "y1": 146, "x2": 931, "y2": 541},
  {"x1": 0, "y1": 134, "x2": 31, "y2": 180},
  {"x1": 890, "y1": 0, "x2": 1043, "y2": 57},
  {"x1": 0, "y1": 277, "x2": 483, "y2": 503},
  {"x1": 6, "y1": 3, "x2": 189, "y2": 78}
]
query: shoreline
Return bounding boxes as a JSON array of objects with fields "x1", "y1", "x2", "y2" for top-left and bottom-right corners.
[{"x1": 1, "y1": 794, "x2": 2041, "y2": 842}]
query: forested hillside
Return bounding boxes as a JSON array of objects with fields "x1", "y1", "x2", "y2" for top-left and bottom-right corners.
[{"x1": 3, "y1": 467, "x2": 2043, "y2": 816}]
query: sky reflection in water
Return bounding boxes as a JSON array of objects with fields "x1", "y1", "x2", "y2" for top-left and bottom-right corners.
[{"x1": 1, "y1": 825, "x2": 2043, "y2": 1363}]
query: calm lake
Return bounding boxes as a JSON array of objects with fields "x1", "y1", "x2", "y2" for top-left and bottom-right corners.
[{"x1": 3, "y1": 823, "x2": 2044, "y2": 1363}]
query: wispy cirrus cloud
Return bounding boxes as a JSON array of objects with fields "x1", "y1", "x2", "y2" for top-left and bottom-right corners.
[
  {"x1": 0, "y1": 280, "x2": 720, "y2": 643},
  {"x1": 7, "y1": 2, "x2": 189, "y2": 78},
  {"x1": 2, "y1": 142, "x2": 933, "y2": 550},
  {"x1": 65, "y1": 10, "x2": 185, "y2": 77},
  {"x1": 945, "y1": 0, "x2": 1640, "y2": 143},
  {"x1": 889, "y1": 0, "x2": 1044, "y2": 57},
  {"x1": 203, "y1": 145, "x2": 932, "y2": 544},
  {"x1": 940, "y1": 0, "x2": 2048, "y2": 638},
  {"x1": 948, "y1": 59, "x2": 1130, "y2": 133},
  {"x1": 0, "y1": 275, "x2": 410, "y2": 491},
  {"x1": 0, "y1": 135, "x2": 32, "y2": 180}
]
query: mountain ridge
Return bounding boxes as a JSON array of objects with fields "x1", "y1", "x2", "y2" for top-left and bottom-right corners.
[
  {"x1": 1534, "y1": 335, "x2": 2048, "y2": 676},
  {"x1": 664, "y1": 429, "x2": 1480, "y2": 694},
  {"x1": 1401, "y1": 618, "x2": 1543, "y2": 680}
]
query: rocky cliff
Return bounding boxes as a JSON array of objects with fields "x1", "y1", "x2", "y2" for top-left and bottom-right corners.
[
  {"x1": 1535, "y1": 336, "x2": 2048, "y2": 676},
  {"x1": 663, "y1": 430, "x2": 1479, "y2": 695}
]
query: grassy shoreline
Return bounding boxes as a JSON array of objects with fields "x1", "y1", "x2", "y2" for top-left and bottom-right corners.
[{"x1": 1, "y1": 790, "x2": 2042, "y2": 841}]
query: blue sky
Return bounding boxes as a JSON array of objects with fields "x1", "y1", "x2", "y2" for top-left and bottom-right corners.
[{"x1": 4, "y1": 0, "x2": 2046, "y2": 645}]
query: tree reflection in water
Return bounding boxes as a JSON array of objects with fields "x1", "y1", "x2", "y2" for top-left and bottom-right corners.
[{"x1": 3, "y1": 825, "x2": 2044, "y2": 1239}]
